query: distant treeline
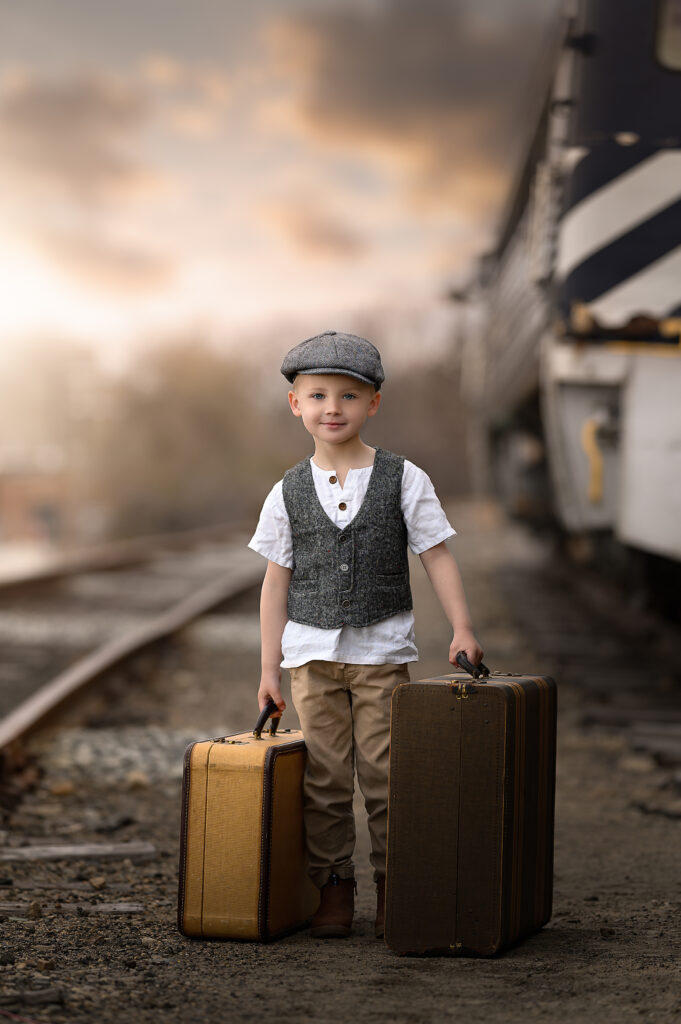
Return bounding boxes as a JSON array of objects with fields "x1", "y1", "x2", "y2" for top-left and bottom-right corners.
[{"x1": 0, "y1": 336, "x2": 470, "y2": 541}]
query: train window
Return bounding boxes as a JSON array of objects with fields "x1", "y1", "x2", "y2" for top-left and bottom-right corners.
[{"x1": 656, "y1": 0, "x2": 681, "y2": 70}]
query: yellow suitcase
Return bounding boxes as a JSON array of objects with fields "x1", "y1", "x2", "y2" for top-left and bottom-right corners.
[{"x1": 178, "y1": 701, "x2": 318, "y2": 941}]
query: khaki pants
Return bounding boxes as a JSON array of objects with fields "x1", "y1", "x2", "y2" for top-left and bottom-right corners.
[{"x1": 289, "y1": 660, "x2": 410, "y2": 888}]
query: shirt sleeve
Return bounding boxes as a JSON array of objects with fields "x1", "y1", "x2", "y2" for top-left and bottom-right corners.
[
  {"x1": 401, "y1": 460, "x2": 457, "y2": 555},
  {"x1": 247, "y1": 480, "x2": 294, "y2": 568}
]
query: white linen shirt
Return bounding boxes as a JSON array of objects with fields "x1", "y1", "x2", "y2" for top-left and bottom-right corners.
[{"x1": 248, "y1": 457, "x2": 456, "y2": 668}]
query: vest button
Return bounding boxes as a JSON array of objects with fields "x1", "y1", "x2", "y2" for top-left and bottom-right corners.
[
  {"x1": 341, "y1": 600, "x2": 351, "y2": 609},
  {"x1": 339, "y1": 534, "x2": 348, "y2": 542},
  {"x1": 340, "y1": 563, "x2": 349, "y2": 572},
  {"x1": 329, "y1": 475, "x2": 337, "y2": 484},
  {"x1": 338, "y1": 502, "x2": 347, "y2": 511}
]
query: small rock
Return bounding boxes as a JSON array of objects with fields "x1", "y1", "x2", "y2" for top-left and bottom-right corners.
[
  {"x1": 36, "y1": 959, "x2": 55, "y2": 971},
  {"x1": 48, "y1": 780, "x2": 75, "y2": 797},
  {"x1": 26, "y1": 901, "x2": 42, "y2": 920},
  {"x1": 126, "y1": 770, "x2": 150, "y2": 790},
  {"x1": 599, "y1": 927, "x2": 616, "y2": 939},
  {"x1": 89, "y1": 876, "x2": 107, "y2": 891},
  {"x1": 94, "y1": 813, "x2": 135, "y2": 834},
  {"x1": 140, "y1": 936, "x2": 155, "y2": 946},
  {"x1": 0, "y1": 876, "x2": 13, "y2": 887},
  {"x1": 619, "y1": 754, "x2": 656, "y2": 774}
]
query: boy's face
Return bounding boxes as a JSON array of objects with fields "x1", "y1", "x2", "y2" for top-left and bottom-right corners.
[{"x1": 288, "y1": 373, "x2": 381, "y2": 445}]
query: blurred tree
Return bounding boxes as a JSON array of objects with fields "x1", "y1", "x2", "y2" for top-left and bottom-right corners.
[
  {"x1": 85, "y1": 335, "x2": 304, "y2": 537},
  {"x1": 0, "y1": 337, "x2": 102, "y2": 469},
  {"x1": 365, "y1": 361, "x2": 470, "y2": 495},
  {"x1": 1, "y1": 333, "x2": 470, "y2": 544}
]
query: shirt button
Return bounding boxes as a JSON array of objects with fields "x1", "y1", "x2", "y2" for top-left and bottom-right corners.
[
  {"x1": 338, "y1": 502, "x2": 347, "y2": 511},
  {"x1": 340, "y1": 563, "x2": 349, "y2": 572},
  {"x1": 329, "y1": 475, "x2": 337, "y2": 484}
]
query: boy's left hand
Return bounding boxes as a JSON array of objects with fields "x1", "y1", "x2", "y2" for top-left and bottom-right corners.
[{"x1": 449, "y1": 631, "x2": 484, "y2": 670}]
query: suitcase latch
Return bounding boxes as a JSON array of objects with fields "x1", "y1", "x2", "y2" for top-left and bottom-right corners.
[{"x1": 451, "y1": 682, "x2": 473, "y2": 699}]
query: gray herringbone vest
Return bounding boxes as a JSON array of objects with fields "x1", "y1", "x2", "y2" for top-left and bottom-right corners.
[{"x1": 282, "y1": 447, "x2": 412, "y2": 629}]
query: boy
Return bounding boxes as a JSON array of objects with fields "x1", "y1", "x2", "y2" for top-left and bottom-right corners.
[{"x1": 248, "y1": 330, "x2": 483, "y2": 939}]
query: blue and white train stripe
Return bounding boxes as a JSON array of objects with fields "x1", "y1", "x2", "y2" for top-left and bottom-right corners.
[{"x1": 556, "y1": 141, "x2": 681, "y2": 327}]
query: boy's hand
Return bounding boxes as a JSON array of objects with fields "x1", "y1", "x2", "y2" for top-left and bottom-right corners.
[
  {"x1": 449, "y1": 632, "x2": 484, "y2": 670},
  {"x1": 258, "y1": 672, "x2": 286, "y2": 718}
]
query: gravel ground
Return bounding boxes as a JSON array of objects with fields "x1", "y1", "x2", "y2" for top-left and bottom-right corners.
[{"x1": 1, "y1": 500, "x2": 680, "y2": 1023}]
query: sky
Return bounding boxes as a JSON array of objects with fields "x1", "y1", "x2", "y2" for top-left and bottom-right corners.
[{"x1": 0, "y1": 0, "x2": 563, "y2": 367}]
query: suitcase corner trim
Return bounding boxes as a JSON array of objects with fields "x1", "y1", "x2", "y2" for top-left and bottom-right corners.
[{"x1": 177, "y1": 739, "x2": 200, "y2": 936}]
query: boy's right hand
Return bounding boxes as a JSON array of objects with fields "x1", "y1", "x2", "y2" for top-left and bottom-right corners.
[{"x1": 258, "y1": 672, "x2": 286, "y2": 718}]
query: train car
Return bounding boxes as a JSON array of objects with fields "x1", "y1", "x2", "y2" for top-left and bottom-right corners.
[{"x1": 461, "y1": 0, "x2": 681, "y2": 578}]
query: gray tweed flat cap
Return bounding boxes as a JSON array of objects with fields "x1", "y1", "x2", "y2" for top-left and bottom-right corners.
[{"x1": 281, "y1": 330, "x2": 384, "y2": 389}]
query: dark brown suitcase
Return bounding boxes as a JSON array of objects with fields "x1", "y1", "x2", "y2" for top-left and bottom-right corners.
[{"x1": 385, "y1": 664, "x2": 557, "y2": 956}]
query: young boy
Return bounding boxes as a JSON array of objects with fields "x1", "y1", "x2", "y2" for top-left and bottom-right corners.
[{"x1": 248, "y1": 330, "x2": 483, "y2": 939}]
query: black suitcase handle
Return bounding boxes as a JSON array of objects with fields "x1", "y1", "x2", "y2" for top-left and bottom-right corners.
[
  {"x1": 253, "y1": 699, "x2": 281, "y2": 739},
  {"x1": 455, "y1": 651, "x2": 490, "y2": 679}
]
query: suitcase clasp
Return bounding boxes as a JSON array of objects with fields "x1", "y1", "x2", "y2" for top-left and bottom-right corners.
[{"x1": 451, "y1": 682, "x2": 472, "y2": 699}]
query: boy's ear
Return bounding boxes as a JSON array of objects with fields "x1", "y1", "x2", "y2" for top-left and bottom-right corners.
[
  {"x1": 366, "y1": 390, "x2": 381, "y2": 417},
  {"x1": 288, "y1": 389, "x2": 303, "y2": 417}
]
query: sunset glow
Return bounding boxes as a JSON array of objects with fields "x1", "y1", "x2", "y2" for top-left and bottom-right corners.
[{"x1": 0, "y1": 0, "x2": 562, "y2": 361}]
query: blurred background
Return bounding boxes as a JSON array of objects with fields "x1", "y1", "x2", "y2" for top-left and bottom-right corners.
[
  {"x1": 2, "y1": 0, "x2": 680, "y2": 618},
  {"x1": 0, "y1": 0, "x2": 562, "y2": 554}
]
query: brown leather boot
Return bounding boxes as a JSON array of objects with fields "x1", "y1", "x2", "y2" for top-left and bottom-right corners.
[
  {"x1": 374, "y1": 876, "x2": 386, "y2": 939},
  {"x1": 310, "y1": 873, "x2": 356, "y2": 938}
]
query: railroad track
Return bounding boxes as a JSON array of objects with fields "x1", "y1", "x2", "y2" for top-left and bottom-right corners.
[{"x1": 0, "y1": 525, "x2": 264, "y2": 756}]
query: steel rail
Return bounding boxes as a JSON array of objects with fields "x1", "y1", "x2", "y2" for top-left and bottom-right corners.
[
  {"x1": 0, "y1": 558, "x2": 264, "y2": 752},
  {"x1": 0, "y1": 520, "x2": 252, "y2": 590}
]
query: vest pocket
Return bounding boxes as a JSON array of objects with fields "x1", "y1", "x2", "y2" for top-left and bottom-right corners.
[
  {"x1": 375, "y1": 572, "x2": 408, "y2": 588},
  {"x1": 290, "y1": 577, "x2": 317, "y2": 591}
]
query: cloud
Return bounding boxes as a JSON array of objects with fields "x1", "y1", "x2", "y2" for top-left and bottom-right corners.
[
  {"x1": 165, "y1": 103, "x2": 222, "y2": 138},
  {"x1": 0, "y1": 71, "x2": 168, "y2": 202},
  {"x1": 139, "y1": 54, "x2": 187, "y2": 89},
  {"x1": 34, "y1": 228, "x2": 175, "y2": 294},
  {"x1": 0, "y1": 70, "x2": 181, "y2": 294},
  {"x1": 139, "y1": 53, "x2": 232, "y2": 138},
  {"x1": 193, "y1": 67, "x2": 232, "y2": 109},
  {"x1": 260, "y1": 195, "x2": 368, "y2": 259},
  {"x1": 260, "y1": 0, "x2": 558, "y2": 216}
]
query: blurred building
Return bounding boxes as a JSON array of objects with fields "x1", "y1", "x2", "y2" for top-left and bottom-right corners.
[{"x1": 0, "y1": 448, "x2": 72, "y2": 544}]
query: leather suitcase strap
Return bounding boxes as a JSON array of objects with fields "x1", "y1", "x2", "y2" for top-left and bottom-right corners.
[{"x1": 506, "y1": 675, "x2": 556, "y2": 944}]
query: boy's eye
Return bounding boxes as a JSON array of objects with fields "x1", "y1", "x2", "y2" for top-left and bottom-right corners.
[
  {"x1": 343, "y1": 393, "x2": 357, "y2": 400},
  {"x1": 310, "y1": 393, "x2": 325, "y2": 399}
]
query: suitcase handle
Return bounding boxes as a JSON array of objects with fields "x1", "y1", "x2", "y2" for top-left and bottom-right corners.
[
  {"x1": 253, "y1": 699, "x2": 281, "y2": 739},
  {"x1": 455, "y1": 651, "x2": 491, "y2": 679}
]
